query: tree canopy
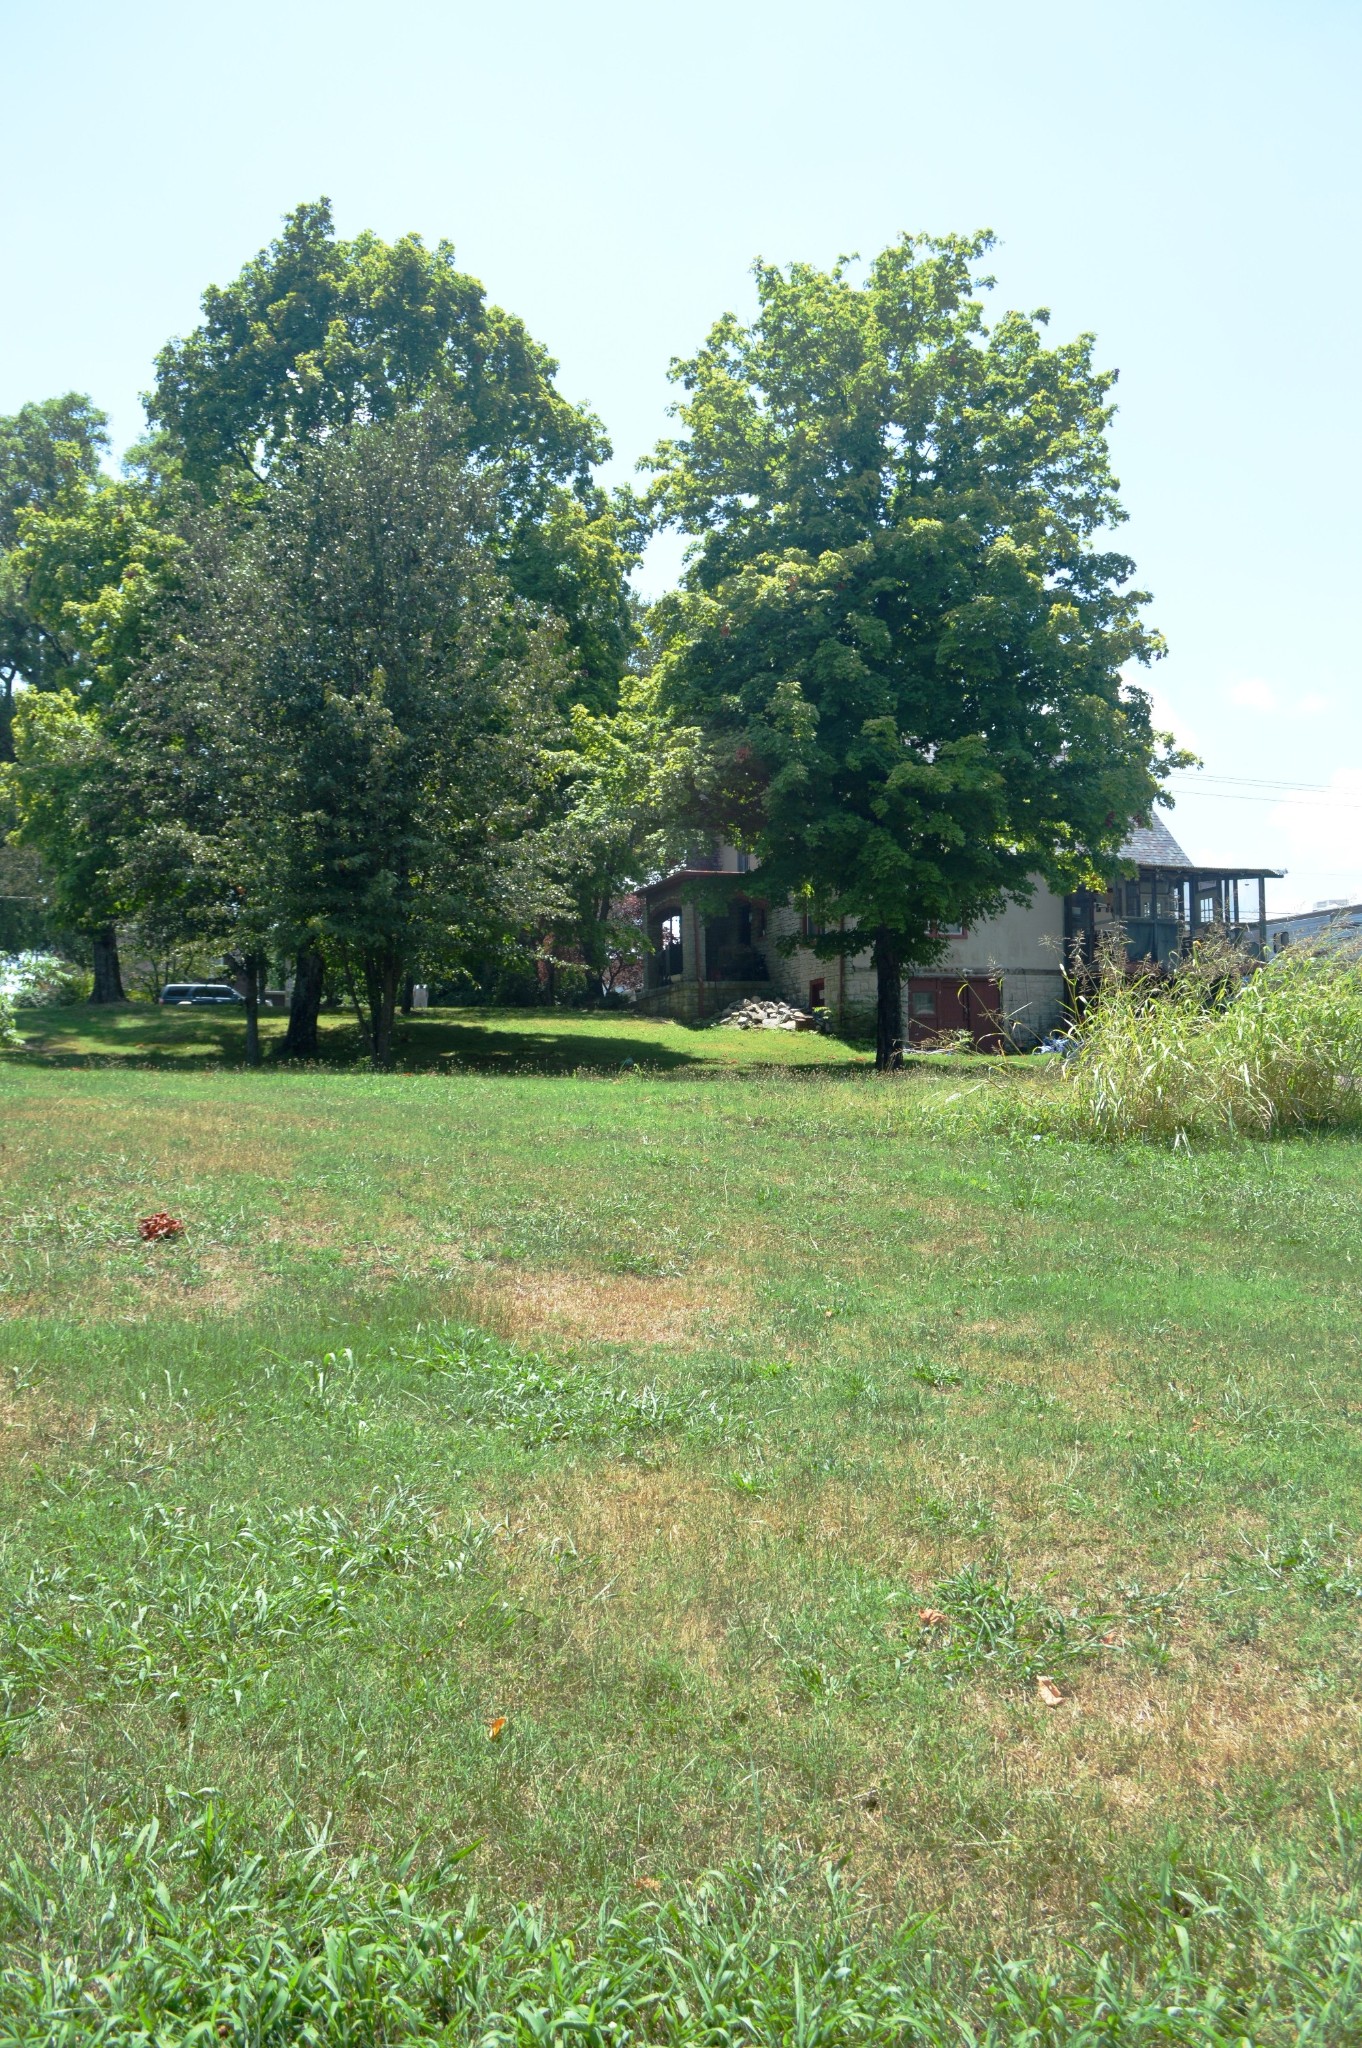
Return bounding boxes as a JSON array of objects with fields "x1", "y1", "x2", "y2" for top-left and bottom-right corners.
[
  {"x1": 646, "y1": 233, "x2": 1172, "y2": 1064},
  {"x1": 0, "y1": 394, "x2": 111, "y2": 752},
  {"x1": 2, "y1": 215, "x2": 1180, "y2": 1056},
  {"x1": 110, "y1": 409, "x2": 574, "y2": 1065},
  {"x1": 148, "y1": 198, "x2": 607, "y2": 501},
  {"x1": 148, "y1": 198, "x2": 638, "y2": 711}
]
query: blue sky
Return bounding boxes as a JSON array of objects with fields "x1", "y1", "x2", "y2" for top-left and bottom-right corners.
[{"x1": 3, "y1": 0, "x2": 1357, "y2": 911}]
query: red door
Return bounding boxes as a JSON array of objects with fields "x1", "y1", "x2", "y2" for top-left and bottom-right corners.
[{"x1": 906, "y1": 976, "x2": 1004, "y2": 1050}]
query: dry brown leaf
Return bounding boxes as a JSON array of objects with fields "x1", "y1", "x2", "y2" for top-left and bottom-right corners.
[
  {"x1": 918, "y1": 1607, "x2": 949, "y2": 1629},
  {"x1": 1036, "y1": 1676, "x2": 1064, "y2": 1707}
]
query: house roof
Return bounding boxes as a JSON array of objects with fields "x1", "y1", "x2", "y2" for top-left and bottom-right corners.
[
  {"x1": 1118, "y1": 814, "x2": 1282, "y2": 881},
  {"x1": 1118, "y1": 816, "x2": 1195, "y2": 868}
]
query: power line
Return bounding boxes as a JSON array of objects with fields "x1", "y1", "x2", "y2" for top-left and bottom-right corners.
[
  {"x1": 1167, "y1": 777, "x2": 1362, "y2": 812},
  {"x1": 1168, "y1": 772, "x2": 1334, "y2": 793}
]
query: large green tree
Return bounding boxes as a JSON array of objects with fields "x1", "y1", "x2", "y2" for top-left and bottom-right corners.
[
  {"x1": 147, "y1": 198, "x2": 637, "y2": 711},
  {"x1": 2, "y1": 690, "x2": 127, "y2": 999},
  {"x1": 646, "y1": 234, "x2": 1174, "y2": 1066},
  {"x1": 114, "y1": 410, "x2": 573, "y2": 1067},
  {"x1": 1, "y1": 454, "x2": 184, "y2": 997},
  {"x1": 0, "y1": 394, "x2": 109, "y2": 758}
]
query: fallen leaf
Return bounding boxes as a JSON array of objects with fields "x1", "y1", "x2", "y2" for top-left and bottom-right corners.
[
  {"x1": 486, "y1": 1716, "x2": 507, "y2": 1741},
  {"x1": 138, "y1": 1211, "x2": 184, "y2": 1242},
  {"x1": 633, "y1": 1875, "x2": 661, "y2": 1892},
  {"x1": 918, "y1": 1607, "x2": 949, "y2": 1629},
  {"x1": 1036, "y1": 1676, "x2": 1064, "y2": 1707}
]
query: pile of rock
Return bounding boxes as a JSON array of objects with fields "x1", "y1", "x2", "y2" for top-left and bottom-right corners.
[{"x1": 715, "y1": 996, "x2": 818, "y2": 1032}]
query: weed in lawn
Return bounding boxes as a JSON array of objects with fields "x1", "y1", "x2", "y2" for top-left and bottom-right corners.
[
  {"x1": 0, "y1": 1484, "x2": 494, "y2": 1726},
  {"x1": 411, "y1": 1325, "x2": 742, "y2": 1451},
  {"x1": 908, "y1": 1362, "x2": 965, "y2": 1389},
  {"x1": 1, "y1": 1802, "x2": 1360, "y2": 2044},
  {"x1": 895, "y1": 1560, "x2": 1114, "y2": 1688},
  {"x1": 1241, "y1": 1529, "x2": 1362, "y2": 1605}
]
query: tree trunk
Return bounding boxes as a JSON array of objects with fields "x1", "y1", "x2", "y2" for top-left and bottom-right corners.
[
  {"x1": 242, "y1": 953, "x2": 263, "y2": 1067},
  {"x1": 90, "y1": 925, "x2": 126, "y2": 1004},
  {"x1": 366, "y1": 948, "x2": 401, "y2": 1070},
  {"x1": 401, "y1": 974, "x2": 415, "y2": 1015},
  {"x1": 343, "y1": 950, "x2": 373, "y2": 1062},
  {"x1": 873, "y1": 926, "x2": 903, "y2": 1072},
  {"x1": 282, "y1": 941, "x2": 325, "y2": 1059}
]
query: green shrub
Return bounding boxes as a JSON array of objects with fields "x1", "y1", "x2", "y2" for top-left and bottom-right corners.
[
  {"x1": 0, "y1": 993, "x2": 18, "y2": 1047},
  {"x1": 0, "y1": 952, "x2": 93, "y2": 1007},
  {"x1": 1044, "y1": 936, "x2": 1362, "y2": 1144}
]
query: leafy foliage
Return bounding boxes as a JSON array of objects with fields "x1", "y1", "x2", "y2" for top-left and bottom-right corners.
[
  {"x1": 148, "y1": 197, "x2": 606, "y2": 500},
  {"x1": 110, "y1": 408, "x2": 575, "y2": 1062},
  {"x1": 646, "y1": 234, "x2": 1176, "y2": 1063},
  {"x1": 0, "y1": 395, "x2": 111, "y2": 752},
  {"x1": 0, "y1": 953, "x2": 90, "y2": 1006}
]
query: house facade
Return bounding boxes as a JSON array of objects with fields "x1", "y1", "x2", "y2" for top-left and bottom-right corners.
[{"x1": 635, "y1": 818, "x2": 1279, "y2": 1046}]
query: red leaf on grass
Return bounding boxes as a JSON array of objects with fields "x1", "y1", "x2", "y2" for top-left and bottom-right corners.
[{"x1": 138, "y1": 1212, "x2": 184, "y2": 1242}]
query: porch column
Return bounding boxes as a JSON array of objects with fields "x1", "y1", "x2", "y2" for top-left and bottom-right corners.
[
  {"x1": 682, "y1": 898, "x2": 706, "y2": 1016},
  {"x1": 1258, "y1": 876, "x2": 1267, "y2": 954}
]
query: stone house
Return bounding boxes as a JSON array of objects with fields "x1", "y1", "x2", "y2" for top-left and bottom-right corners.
[{"x1": 635, "y1": 817, "x2": 1279, "y2": 1046}]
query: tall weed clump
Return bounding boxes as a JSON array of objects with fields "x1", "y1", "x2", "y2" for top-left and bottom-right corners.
[
  {"x1": 1049, "y1": 935, "x2": 1362, "y2": 1144},
  {"x1": 1, "y1": 1804, "x2": 1361, "y2": 2044}
]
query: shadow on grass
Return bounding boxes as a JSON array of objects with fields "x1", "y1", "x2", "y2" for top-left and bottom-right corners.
[{"x1": 2, "y1": 1004, "x2": 872, "y2": 1077}]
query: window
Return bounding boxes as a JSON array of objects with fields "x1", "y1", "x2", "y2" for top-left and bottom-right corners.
[
  {"x1": 912, "y1": 986, "x2": 937, "y2": 1018},
  {"x1": 931, "y1": 918, "x2": 966, "y2": 938},
  {"x1": 658, "y1": 912, "x2": 683, "y2": 979},
  {"x1": 809, "y1": 977, "x2": 825, "y2": 1010}
]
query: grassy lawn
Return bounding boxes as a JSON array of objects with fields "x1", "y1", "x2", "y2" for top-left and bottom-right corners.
[
  {"x1": 1, "y1": 1004, "x2": 1360, "y2": 2035},
  {"x1": 6, "y1": 998, "x2": 871, "y2": 1072}
]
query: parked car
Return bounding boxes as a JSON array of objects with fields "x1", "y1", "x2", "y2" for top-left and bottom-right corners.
[{"x1": 159, "y1": 982, "x2": 245, "y2": 1007}]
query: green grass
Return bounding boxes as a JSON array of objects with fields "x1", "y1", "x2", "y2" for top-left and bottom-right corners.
[
  {"x1": 1, "y1": 1005, "x2": 1360, "y2": 2038},
  {"x1": 5, "y1": 999, "x2": 870, "y2": 1072}
]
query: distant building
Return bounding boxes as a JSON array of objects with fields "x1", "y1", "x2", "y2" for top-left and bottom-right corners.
[
  {"x1": 1265, "y1": 901, "x2": 1362, "y2": 950},
  {"x1": 636, "y1": 818, "x2": 1280, "y2": 1047}
]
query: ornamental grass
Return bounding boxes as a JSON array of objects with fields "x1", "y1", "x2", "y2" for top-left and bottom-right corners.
[{"x1": 1047, "y1": 930, "x2": 1362, "y2": 1144}]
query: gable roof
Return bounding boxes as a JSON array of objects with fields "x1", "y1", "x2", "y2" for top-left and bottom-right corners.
[{"x1": 1118, "y1": 815, "x2": 1195, "y2": 869}]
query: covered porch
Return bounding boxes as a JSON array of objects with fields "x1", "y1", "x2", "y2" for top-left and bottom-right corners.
[
  {"x1": 1065, "y1": 820, "x2": 1282, "y2": 969},
  {"x1": 635, "y1": 871, "x2": 773, "y2": 1020}
]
